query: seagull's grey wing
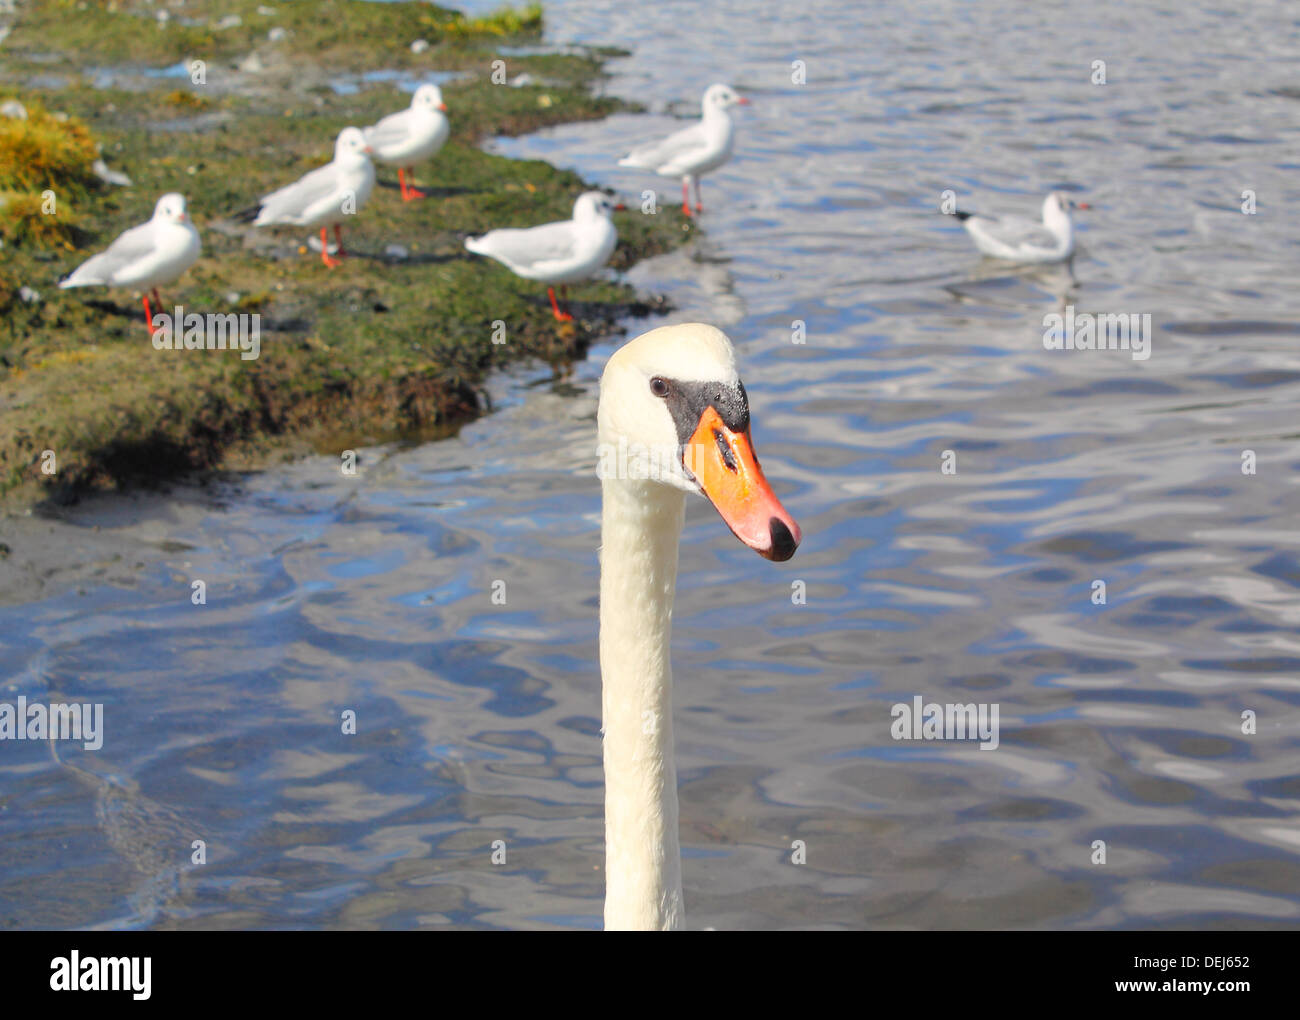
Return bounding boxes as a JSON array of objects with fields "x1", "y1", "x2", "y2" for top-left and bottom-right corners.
[
  {"x1": 364, "y1": 108, "x2": 415, "y2": 152},
  {"x1": 976, "y1": 213, "x2": 1056, "y2": 249},
  {"x1": 257, "y1": 163, "x2": 342, "y2": 220},
  {"x1": 474, "y1": 220, "x2": 577, "y2": 268},
  {"x1": 61, "y1": 221, "x2": 157, "y2": 286},
  {"x1": 621, "y1": 121, "x2": 710, "y2": 171}
]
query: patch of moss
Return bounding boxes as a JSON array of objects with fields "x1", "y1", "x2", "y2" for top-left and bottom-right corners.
[
  {"x1": 438, "y1": 2, "x2": 544, "y2": 38},
  {"x1": 0, "y1": 98, "x2": 99, "y2": 247},
  {"x1": 5, "y1": 0, "x2": 543, "y2": 72}
]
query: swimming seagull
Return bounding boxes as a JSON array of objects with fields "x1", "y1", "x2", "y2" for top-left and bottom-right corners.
[
  {"x1": 464, "y1": 192, "x2": 623, "y2": 321},
  {"x1": 363, "y1": 83, "x2": 450, "y2": 203},
  {"x1": 949, "y1": 191, "x2": 1090, "y2": 264},
  {"x1": 241, "y1": 127, "x2": 375, "y2": 268},
  {"x1": 59, "y1": 192, "x2": 201, "y2": 336},
  {"x1": 618, "y1": 83, "x2": 749, "y2": 217}
]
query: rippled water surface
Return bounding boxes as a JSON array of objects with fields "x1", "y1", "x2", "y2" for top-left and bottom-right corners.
[{"x1": 4, "y1": 0, "x2": 1300, "y2": 929}]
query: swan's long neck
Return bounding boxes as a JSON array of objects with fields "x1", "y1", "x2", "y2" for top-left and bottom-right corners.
[{"x1": 599, "y1": 476, "x2": 686, "y2": 930}]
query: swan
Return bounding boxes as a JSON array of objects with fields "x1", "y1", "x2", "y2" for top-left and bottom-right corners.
[
  {"x1": 59, "y1": 192, "x2": 201, "y2": 337},
  {"x1": 243, "y1": 127, "x2": 375, "y2": 268},
  {"x1": 464, "y1": 192, "x2": 622, "y2": 321},
  {"x1": 596, "y1": 322, "x2": 801, "y2": 929},
  {"x1": 363, "y1": 84, "x2": 450, "y2": 203},
  {"x1": 618, "y1": 83, "x2": 750, "y2": 217},
  {"x1": 949, "y1": 191, "x2": 1090, "y2": 264}
]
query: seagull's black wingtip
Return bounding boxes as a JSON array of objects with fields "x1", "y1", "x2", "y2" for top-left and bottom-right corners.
[{"x1": 951, "y1": 210, "x2": 973, "y2": 221}]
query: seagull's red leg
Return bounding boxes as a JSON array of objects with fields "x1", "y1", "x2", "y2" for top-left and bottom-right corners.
[
  {"x1": 399, "y1": 168, "x2": 425, "y2": 202},
  {"x1": 548, "y1": 286, "x2": 573, "y2": 322},
  {"x1": 681, "y1": 177, "x2": 692, "y2": 217},
  {"x1": 142, "y1": 294, "x2": 155, "y2": 339},
  {"x1": 320, "y1": 227, "x2": 340, "y2": 268},
  {"x1": 334, "y1": 223, "x2": 347, "y2": 259},
  {"x1": 694, "y1": 177, "x2": 703, "y2": 214}
]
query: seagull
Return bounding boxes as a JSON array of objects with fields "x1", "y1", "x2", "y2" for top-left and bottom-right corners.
[
  {"x1": 243, "y1": 127, "x2": 375, "y2": 268},
  {"x1": 363, "y1": 83, "x2": 450, "y2": 203},
  {"x1": 618, "y1": 83, "x2": 749, "y2": 217},
  {"x1": 59, "y1": 192, "x2": 201, "y2": 336},
  {"x1": 464, "y1": 192, "x2": 623, "y2": 322},
  {"x1": 950, "y1": 191, "x2": 1090, "y2": 263}
]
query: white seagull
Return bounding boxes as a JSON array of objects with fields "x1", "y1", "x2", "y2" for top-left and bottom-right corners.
[
  {"x1": 464, "y1": 191, "x2": 623, "y2": 321},
  {"x1": 59, "y1": 192, "x2": 201, "y2": 336},
  {"x1": 950, "y1": 191, "x2": 1090, "y2": 264},
  {"x1": 246, "y1": 126, "x2": 375, "y2": 268},
  {"x1": 363, "y1": 83, "x2": 450, "y2": 203},
  {"x1": 618, "y1": 83, "x2": 749, "y2": 217}
]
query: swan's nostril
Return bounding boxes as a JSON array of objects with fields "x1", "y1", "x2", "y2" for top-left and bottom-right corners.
[
  {"x1": 714, "y1": 429, "x2": 738, "y2": 473},
  {"x1": 767, "y1": 518, "x2": 798, "y2": 561}
]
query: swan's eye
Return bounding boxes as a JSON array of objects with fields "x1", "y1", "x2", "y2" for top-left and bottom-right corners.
[{"x1": 649, "y1": 377, "x2": 669, "y2": 397}]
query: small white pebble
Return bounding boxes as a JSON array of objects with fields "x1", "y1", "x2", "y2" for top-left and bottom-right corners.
[
  {"x1": 225, "y1": 292, "x2": 240, "y2": 304},
  {"x1": 0, "y1": 99, "x2": 26, "y2": 119},
  {"x1": 385, "y1": 243, "x2": 409, "y2": 259},
  {"x1": 216, "y1": 14, "x2": 241, "y2": 30},
  {"x1": 268, "y1": 27, "x2": 286, "y2": 42},
  {"x1": 156, "y1": 10, "x2": 170, "y2": 23},
  {"x1": 410, "y1": 39, "x2": 429, "y2": 54},
  {"x1": 257, "y1": 5, "x2": 276, "y2": 15},
  {"x1": 19, "y1": 286, "x2": 40, "y2": 304}
]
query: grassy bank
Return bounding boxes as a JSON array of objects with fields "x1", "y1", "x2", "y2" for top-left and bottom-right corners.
[{"x1": 0, "y1": 0, "x2": 690, "y2": 504}]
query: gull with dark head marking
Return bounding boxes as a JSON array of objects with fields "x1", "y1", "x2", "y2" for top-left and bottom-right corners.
[
  {"x1": 363, "y1": 84, "x2": 450, "y2": 203},
  {"x1": 243, "y1": 127, "x2": 375, "y2": 268},
  {"x1": 949, "y1": 191, "x2": 1090, "y2": 264},
  {"x1": 618, "y1": 83, "x2": 749, "y2": 217},
  {"x1": 59, "y1": 192, "x2": 201, "y2": 336},
  {"x1": 464, "y1": 191, "x2": 623, "y2": 322}
]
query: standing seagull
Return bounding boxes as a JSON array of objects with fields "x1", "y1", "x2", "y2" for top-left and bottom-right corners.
[
  {"x1": 244, "y1": 127, "x2": 375, "y2": 268},
  {"x1": 618, "y1": 83, "x2": 749, "y2": 217},
  {"x1": 464, "y1": 192, "x2": 622, "y2": 322},
  {"x1": 950, "y1": 191, "x2": 1090, "y2": 264},
  {"x1": 59, "y1": 192, "x2": 201, "y2": 336},
  {"x1": 363, "y1": 83, "x2": 450, "y2": 203}
]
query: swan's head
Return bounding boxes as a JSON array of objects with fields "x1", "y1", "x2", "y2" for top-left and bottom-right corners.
[
  {"x1": 153, "y1": 192, "x2": 189, "y2": 224},
  {"x1": 413, "y1": 83, "x2": 447, "y2": 112},
  {"x1": 574, "y1": 191, "x2": 624, "y2": 221},
  {"x1": 597, "y1": 323, "x2": 800, "y2": 561},
  {"x1": 702, "y1": 83, "x2": 749, "y2": 113},
  {"x1": 1044, "y1": 191, "x2": 1089, "y2": 223},
  {"x1": 335, "y1": 126, "x2": 373, "y2": 161}
]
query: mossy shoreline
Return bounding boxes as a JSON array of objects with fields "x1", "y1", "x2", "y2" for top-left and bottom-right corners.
[{"x1": 0, "y1": 0, "x2": 690, "y2": 508}]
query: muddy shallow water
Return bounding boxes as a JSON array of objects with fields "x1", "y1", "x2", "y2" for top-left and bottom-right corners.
[{"x1": 3, "y1": 0, "x2": 1300, "y2": 929}]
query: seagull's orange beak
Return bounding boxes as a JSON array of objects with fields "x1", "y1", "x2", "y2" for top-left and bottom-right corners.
[
  {"x1": 362, "y1": 144, "x2": 374, "y2": 154},
  {"x1": 439, "y1": 103, "x2": 447, "y2": 112},
  {"x1": 613, "y1": 202, "x2": 627, "y2": 211},
  {"x1": 737, "y1": 96, "x2": 751, "y2": 105},
  {"x1": 684, "y1": 406, "x2": 799, "y2": 561}
]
